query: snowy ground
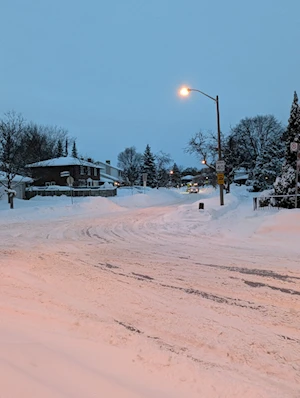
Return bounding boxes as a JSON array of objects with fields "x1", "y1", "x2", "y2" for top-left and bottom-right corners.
[{"x1": 0, "y1": 185, "x2": 299, "y2": 397}]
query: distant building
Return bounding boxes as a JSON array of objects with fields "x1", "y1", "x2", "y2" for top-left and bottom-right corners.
[
  {"x1": 181, "y1": 175, "x2": 195, "y2": 184},
  {"x1": 233, "y1": 168, "x2": 249, "y2": 185},
  {"x1": 96, "y1": 160, "x2": 123, "y2": 186},
  {"x1": 0, "y1": 172, "x2": 33, "y2": 199}
]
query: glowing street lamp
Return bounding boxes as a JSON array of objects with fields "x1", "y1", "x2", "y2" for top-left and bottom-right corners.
[
  {"x1": 179, "y1": 87, "x2": 190, "y2": 96},
  {"x1": 179, "y1": 86, "x2": 224, "y2": 206}
]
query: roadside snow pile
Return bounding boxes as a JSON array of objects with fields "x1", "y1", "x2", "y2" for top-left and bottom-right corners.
[
  {"x1": 0, "y1": 195, "x2": 124, "y2": 223},
  {"x1": 113, "y1": 188, "x2": 184, "y2": 208},
  {"x1": 75, "y1": 196, "x2": 124, "y2": 214},
  {"x1": 255, "y1": 209, "x2": 300, "y2": 244}
]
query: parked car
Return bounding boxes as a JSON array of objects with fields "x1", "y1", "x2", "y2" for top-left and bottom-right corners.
[{"x1": 188, "y1": 186, "x2": 199, "y2": 193}]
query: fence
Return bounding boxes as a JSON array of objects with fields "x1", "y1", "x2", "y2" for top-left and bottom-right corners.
[
  {"x1": 25, "y1": 187, "x2": 117, "y2": 200},
  {"x1": 253, "y1": 195, "x2": 300, "y2": 210}
]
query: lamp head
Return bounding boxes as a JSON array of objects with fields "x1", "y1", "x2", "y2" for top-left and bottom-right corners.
[{"x1": 179, "y1": 87, "x2": 190, "y2": 96}]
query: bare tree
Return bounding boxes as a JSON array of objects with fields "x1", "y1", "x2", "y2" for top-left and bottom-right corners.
[
  {"x1": 117, "y1": 146, "x2": 142, "y2": 186},
  {"x1": 155, "y1": 151, "x2": 173, "y2": 187},
  {"x1": 21, "y1": 123, "x2": 70, "y2": 164},
  {"x1": 0, "y1": 111, "x2": 26, "y2": 208},
  {"x1": 185, "y1": 130, "x2": 219, "y2": 171}
]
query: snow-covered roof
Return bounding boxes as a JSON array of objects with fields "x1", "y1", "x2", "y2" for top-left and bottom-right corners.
[
  {"x1": 234, "y1": 168, "x2": 248, "y2": 175},
  {"x1": 0, "y1": 172, "x2": 33, "y2": 183},
  {"x1": 181, "y1": 175, "x2": 195, "y2": 180},
  {"x1": 234, "y1": 174, "x2": 249, "y2": 181},
  {"x1": 26, "y1": 156, "x2": 104, "y2": 169},
  {"x1": 96, "y1": 160, "x2": 123, "y2": 171}
]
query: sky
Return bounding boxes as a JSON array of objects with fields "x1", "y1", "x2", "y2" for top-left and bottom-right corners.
[
  {"x1": 0, "y1": 0, "x2": 299, "y2": 168},
  {"x1": 1, "y1": 185, "x2": 300, "y2": 397}
]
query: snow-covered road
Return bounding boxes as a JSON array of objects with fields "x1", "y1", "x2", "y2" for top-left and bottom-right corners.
[{"x1": 0, "y1": 187, "x2": 299, "y2": 397}]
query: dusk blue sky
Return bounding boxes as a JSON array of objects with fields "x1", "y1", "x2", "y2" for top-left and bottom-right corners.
[{"x1": 1, "y1": 0, "x2": 299, "y2": 168}]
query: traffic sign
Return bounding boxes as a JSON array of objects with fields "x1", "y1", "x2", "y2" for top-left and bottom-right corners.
[
  {"x1": 216, "y1": 160, "x2": 226, "y2": 172},
  {"x1": 66, "y1": 176, "x2": 74, "y2": 186},
  {"x1": 217, "y1": 173, "x2": 225, "y2": 185}
]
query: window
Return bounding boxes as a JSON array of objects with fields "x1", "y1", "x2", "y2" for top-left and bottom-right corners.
[
  {"x1": 94, "y1": 168, "x2": 97, "y2": 176},
  {"x1": 87, "y1": 167, "x2": 91, "y2": 175},
  {"x1": 80, "y1": 165, "x2": 84, "y2": 175}
]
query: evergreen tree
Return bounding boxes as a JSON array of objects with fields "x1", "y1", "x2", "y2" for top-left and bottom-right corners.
[
  {"x1": 65, "y1": 138, "x2": 68, "y2": 156},
  {"x1": 273, "y1": 91, "x2": 300, "y2": 207},
  {"x1": 72, "y1": 141, "x2": 78, "y2": 157},
  {"x1": 56, "y1": 140, "x2": 63, "y2": 157},
  {"x1": 141, "y1": 144, "x2": 157, "y2": 188},
  {"x1": 170, "y1": 163, "x2": 181, "y2": 187}
]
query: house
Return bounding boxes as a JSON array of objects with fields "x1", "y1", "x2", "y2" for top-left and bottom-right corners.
[
  {"x1": 26, "y1": 156, "x2": 103, "y2": 187},
  {"x1": 96, "y1": 160, "x2": 123, "y2": 186},
  {"x1": 181, "y1": 175, "x2": 195, "y2": 184},
  {"x1": 0, "y1": 172, "x2": 33, "y2": 199},
  {"x1": 233, "y1": 168, "x2": 249, "y2": 185}
]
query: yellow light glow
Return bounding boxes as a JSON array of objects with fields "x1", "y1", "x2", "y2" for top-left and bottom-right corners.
[{"x1": 179, "y1": 87, "x2": 190, "y2": 96}]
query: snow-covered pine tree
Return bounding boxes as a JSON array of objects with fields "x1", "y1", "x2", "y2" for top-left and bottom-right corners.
[
  {"x1": 250, "y1": 142, "x2": 284, "y2": 192},
  {"x1": 273, "y1": 91, "x2": 300, "y2": 207},
  {"x1": 170, "y1": 163, "x2": 181, "y2": 187},
  {"x1": 64, "y1": 138, "x2": 68, "y2": 156},
  {"x1": 141, "y1": 144, "x2": 157, "y2": 188}
]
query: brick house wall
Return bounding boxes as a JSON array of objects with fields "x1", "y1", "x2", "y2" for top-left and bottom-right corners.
[{"x1": 29, "y1": 165, "x2": 100, "y2": 187}]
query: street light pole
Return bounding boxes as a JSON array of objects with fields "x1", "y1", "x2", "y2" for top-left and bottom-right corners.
[
  {"x1": 216, "y1": 95, "x2": 224, "y2": 205},
  {"x1": 180, "y1": 87, "x2": 224, "y2": 206}
]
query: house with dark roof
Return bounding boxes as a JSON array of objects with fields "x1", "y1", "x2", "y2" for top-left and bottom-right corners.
[{"x1": 26, "y1": 157, "x2": 103, "y2": 187}]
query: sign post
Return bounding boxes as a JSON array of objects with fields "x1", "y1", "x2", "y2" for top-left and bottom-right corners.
[
  {"x1": 291, "y1": 142, "x2": 299, "y2": 208},
  {"x1": 142, "y1": 173, "x2": 147, "y2": 194},
  {"x1": 66, "y1": 176, "x2": 74, "y2": 204}
]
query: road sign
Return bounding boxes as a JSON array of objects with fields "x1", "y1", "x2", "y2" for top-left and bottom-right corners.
[
  {"x1": 216, "y1": 160, "x2": 226, "y2": 172},
  {"x1": 290, "y1": 142, "x2": 299, "y2": 152},
  {"x1": 60, "y1": 171, "x2": 70, "y2": 177},
  {"x1": 217, "y1": 173, "x2": 225, "y2": 185},
  {"x1": 66, "y1": 176, "x2": 74, "y2": 186}
]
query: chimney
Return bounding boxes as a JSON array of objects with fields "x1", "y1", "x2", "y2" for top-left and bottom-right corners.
[
  {"x1": 87, "y1": 158, "x2": 92, "y2": 162},
  {"x1": 106, "y1": 160, "x2": 110, "y2": 164}
]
